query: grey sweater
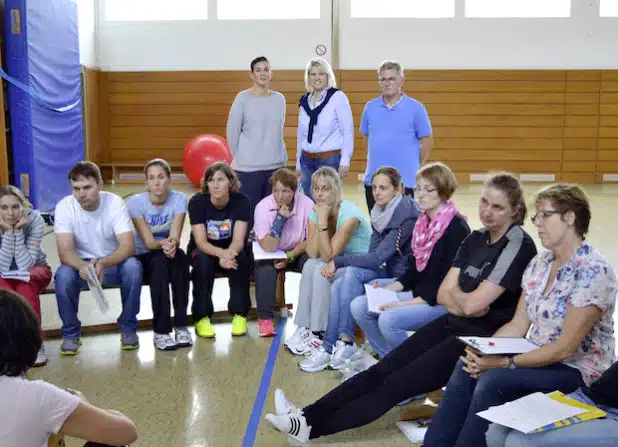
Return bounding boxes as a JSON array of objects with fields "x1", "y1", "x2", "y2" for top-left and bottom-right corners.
[{"x1": 226, "y1": 89, "x2": 287, "y2": 172}]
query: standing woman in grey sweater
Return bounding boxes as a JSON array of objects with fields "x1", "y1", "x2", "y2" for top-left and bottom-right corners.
[
  {"x1": 0, "y1": 185, "x2": 51, "y2": 366},
  {"x1": 226, "y1": 56, "x2": 287, "y2": 225}
]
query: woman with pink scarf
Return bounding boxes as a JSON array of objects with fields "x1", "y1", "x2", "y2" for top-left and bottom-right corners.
[{"x1": 351, "y1": 162, "x2": 470, "y2": 359}]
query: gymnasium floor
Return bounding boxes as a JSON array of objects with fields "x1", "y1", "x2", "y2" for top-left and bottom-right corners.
[{"x1": 30, "y1": 181, "x2": 618, "y2": 447}]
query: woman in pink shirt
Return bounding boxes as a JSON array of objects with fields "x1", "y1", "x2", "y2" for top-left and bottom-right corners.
[{"x1": 253, "y1": 168, "x2": 314, "y2": 336}]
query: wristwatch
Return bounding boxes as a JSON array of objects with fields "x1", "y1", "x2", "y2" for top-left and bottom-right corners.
[{"x1": 507, "y1": 356, "x2": 517, "y2": 370}]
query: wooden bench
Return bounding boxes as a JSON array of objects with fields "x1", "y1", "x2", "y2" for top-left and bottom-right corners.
[{"x1": 41, "y1": 271, "x2": 289, "y2": 338}]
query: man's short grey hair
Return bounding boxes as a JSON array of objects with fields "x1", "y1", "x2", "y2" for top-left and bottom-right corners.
[
  {"x1": 378, "y1": 60, "x2": 404, "y2": 79},
  {"x1": 311, "y1": 166, "x2": 342, "y2": 201}
]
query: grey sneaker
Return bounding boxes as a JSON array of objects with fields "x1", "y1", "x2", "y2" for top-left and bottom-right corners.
[
  {"x1": 154, "y1": 333, "x2": 178, "y2": 351},
  {"x1": 174, "y1": 327, "x2": 193, "y2": 348},
  {"x1": 34, "y1": 344, "x2": 48, "y2": 366},
  {"x1": 60, "y1": 338, "x2": 81, "y2": 356},
  {"x1": 121, "y1": 333, "x2": 139, "y2": 350}
]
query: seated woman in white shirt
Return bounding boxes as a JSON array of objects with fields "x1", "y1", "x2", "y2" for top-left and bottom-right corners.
[
  {"x1": 297, "y1": 58, "x2": 354, "y2": 199},
  {"x1": 0, "y1": 289, "x2": 137, "y2": 447}
]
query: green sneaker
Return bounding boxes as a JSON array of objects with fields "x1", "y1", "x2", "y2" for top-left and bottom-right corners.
[
  {"x1": 196, "y1": 317, "x2": 216, "y2": 338},
  {"x1": 231, "y1": 315, "x2": 247, "y2": 336}
]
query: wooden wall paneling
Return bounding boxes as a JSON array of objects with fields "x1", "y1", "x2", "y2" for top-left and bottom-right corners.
[
  {"x1": 561, "y1": 71, "x2": 600, "y2": 180},
  {"x1": 102, "y1": 69, "x2": 618, "y2": 183},
  {"x1": 83, "y1": 67, "x2": 103, "y2": 163},
  {"x1": 597, "y1": 71, "x2": 618, "y2": 181}
]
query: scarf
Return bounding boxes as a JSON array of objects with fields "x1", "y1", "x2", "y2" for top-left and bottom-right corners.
[
  {"x1": 370, "y1": 194, "x2": 403, "y2": 233},
  {"x1": 299, "y1": 88, "x2": 340, "y2": 143},
  {"x1": 412, "y1": 200, "x2": 459, "y2": 272}
]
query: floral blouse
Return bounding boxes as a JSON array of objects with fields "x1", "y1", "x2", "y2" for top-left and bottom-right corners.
[{"x1": 523, "y1": 242, "x2": 617, "y2": 385}]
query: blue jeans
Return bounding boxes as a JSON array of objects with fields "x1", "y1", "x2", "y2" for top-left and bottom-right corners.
[
  {"x1": 54, "y1": 258, "x2": 143, "y2": 339},
  {"x1": 424, "y1": 360, "x2": 585, "y2": 447},
  {"x1": 485, "y1": 418, "x2": 618, "y2": 447},
  {"x1": 300, "y1": 152, "x2": 341, "y2": 200},
  {"x1": 350, "y1": 278, "x2": 448, "y2": 358},
  {"x1": 322, "y1": 266, "x2": 386, "y2": 353}
]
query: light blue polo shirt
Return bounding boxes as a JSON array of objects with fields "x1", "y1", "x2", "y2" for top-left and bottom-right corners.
[{"x1": 360, "y1": 94, "x2": 432, "y2": 188}]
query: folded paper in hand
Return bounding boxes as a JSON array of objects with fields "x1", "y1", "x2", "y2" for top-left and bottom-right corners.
[
  {"x1": 86, "y1": 265, "x2": 109, "y2": 313},
  {"x1": 364, "y1": 284, "x2": 398, "y2": 313},
  {"x1": 252, "y1": 241, "x2": 288, "y2": 261}
]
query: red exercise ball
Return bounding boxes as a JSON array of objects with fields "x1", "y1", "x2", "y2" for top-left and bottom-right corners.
[{"x1": 183, "y1": 134, "x2": 233, "y2": 188}]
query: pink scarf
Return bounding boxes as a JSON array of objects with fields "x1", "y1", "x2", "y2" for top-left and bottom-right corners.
[{"x1": 412, "y1": 200, "x2": 459, "y2": 272}]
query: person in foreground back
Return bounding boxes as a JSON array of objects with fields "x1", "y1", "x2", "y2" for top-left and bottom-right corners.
[
  {"x1": 486, "y1": 359, "x2": 618, "y2": 447},
  {"x1": 424, "y1": 183, "x2": 617, "y2": 447},
  {"x1": 265, "y1": 172, "x2": 537, "y2": 445},
  {"x1": 54, "y1": 161, "x2": 142, "y2": 355},
  {"x1": 0, "y1": 289, "x2": 137, "y2": 447}
]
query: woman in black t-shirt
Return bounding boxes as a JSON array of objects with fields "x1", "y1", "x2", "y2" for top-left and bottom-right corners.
[
  {"x1": 187, "y1": 162, "x2": 251, "y2": 339},
  {"x1": 264, "y1": 172, "x2": 537, "y2": 445}
]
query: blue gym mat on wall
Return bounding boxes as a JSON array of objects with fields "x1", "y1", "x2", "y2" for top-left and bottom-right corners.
[{"x1": 4, "y1": 0, "x2": 83, "y2": 211}]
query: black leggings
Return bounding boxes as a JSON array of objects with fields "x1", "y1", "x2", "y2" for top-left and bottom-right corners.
[
  {"x1": 303, "y1": 314, "x2": 501, "y2": 439},
  {"x1": 191, "y1": 249, "x2": 251, "y2": 319},
  {"x1": 138, "y1": 249, "x2": 190, "y2": 334}
]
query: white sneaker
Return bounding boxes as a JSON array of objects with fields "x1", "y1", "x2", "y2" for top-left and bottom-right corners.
[
  {"x1": 289, "y1": 332, "x2": 322, "y2": 356},
  {"x1": 275, "y1": 389, "x2": 298, "y2": 416},
  {"x1": 174, "y1": 327, "x2": 193, "y2": 348},
  {"x1": 265, "y1": 412, "x2": 311, "y2": 446},
  {"x1": 299, "y1": 346, "x2": 332, "y2": 373},
  {"x1": 154, "y1": 333, "x2": 178, "y2": 351},
  {"x1": 330, "y1": 342, "x2": 364, "y2": 370},
  {"x1": 285, "y1": 327, "x2": 309, "y2": 350},
  {"x1": 34, "y1": 344, "x2": 47, "y2": 367}
]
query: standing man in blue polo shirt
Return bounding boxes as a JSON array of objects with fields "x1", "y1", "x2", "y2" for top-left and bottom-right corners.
[{"x1": 360, "y1": 60, "x2": 433, "y2": 211}]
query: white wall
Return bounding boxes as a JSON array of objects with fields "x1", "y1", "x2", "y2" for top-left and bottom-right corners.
[
  {"x1": 77, "y1": 0, "x2": 98, "y2": 67},
  {"x1": 98, "y1": 0, "x2": 332, "y2": 71},
  {"x1": 97, "y1": 0, "x2": 618, "y2": 71},
  {"x1": 339, "y1": 0, "x2": 618, "y2": 69}
]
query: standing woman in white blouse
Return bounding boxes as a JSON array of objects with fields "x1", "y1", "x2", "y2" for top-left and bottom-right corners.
[{"x1": 297, "y1": 58, "x2": 354, "y2": 199}]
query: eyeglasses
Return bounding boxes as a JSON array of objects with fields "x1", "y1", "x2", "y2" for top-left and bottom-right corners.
[
  {"x1": 414, "y1": 186, "x2": 438, "y2": 195},
  {"x1": 531, "y1": 210, "x2": 562, "y2": 225},
  {"x1": 312, "y1": 185, "x2": 332, "y2": 194},
  {"x1": 379, "y1": 77, "x2": 399, "y2": 84}
]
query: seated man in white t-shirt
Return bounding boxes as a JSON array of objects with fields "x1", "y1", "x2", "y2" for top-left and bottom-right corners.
[
  {"x1": 54, "y1": 161, "x2": 143, "y2": 355},
  {"x1": 0, "y1": 289, "x2": 137, "y2": 447}
]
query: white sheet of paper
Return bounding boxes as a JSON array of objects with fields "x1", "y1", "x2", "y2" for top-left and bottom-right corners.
[
  {"x1": 86, "y1": 265, "x2": 109, "y2": 313},
  {"x1": 476, "y1": 392, "x2": 587, "y2": 434},
  {"x1": 396, "y1": 421, "x2": 428, "y2": 443},
  {"x1": 458, "y1": 336, "x2": 539, "y2": 355},
  {"x1": 364, "y1": 284, "x2": 398, "y2": 313},
  {"x1": 251, "y1": 241, "x2": 288, "y2": 261}
]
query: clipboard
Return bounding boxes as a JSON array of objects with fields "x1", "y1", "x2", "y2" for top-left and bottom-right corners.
[{"x1": 457, "y1": 336, "x2": 540, "y2": 355}]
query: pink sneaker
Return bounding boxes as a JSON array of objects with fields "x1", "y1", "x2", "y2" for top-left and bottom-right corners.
[{"x1": 258, "y1": 319, "x2": 276, "y2": 337}]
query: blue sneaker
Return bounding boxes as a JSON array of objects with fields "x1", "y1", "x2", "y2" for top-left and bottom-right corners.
[
  {"x1": 121, "y1": 333, "x2": 139, "y2": 350},
  {"x1": 60, "y1": 338, "x2": 82, "y2": 356}
]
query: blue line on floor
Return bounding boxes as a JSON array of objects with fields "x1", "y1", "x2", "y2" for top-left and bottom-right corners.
[{"x1": 242, "y1": 317, "x2": 287, "y2": 447}]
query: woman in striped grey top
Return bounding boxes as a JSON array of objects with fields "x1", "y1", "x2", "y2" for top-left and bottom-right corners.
[{"x1": 0, "y1": 185, "x2": 51, "y2": 366}]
